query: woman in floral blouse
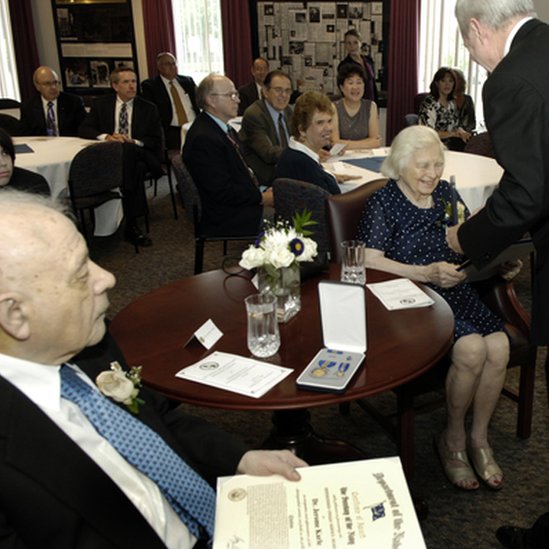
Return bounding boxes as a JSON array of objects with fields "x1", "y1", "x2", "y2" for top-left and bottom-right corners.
[{"x1": 418, "y1": 67, "x2": 471, "y2": 151}]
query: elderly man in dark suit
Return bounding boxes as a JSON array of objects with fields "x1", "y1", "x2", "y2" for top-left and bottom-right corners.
[
  {"x1": 20, "y1": 66, "x2": 86, "y2": 137},
  {"x1": 447, "y1": 2, "x2": 549, "y2": 544},
  {"x1": 141, "y1": 52, "x2": 199, "y2": 150},
  {"x1": 237, "y1": 57, "x2": 269, "y2": 115},
  {"x1": 182, "y1": 74, "x2": 273, "y2": 237},
  {"x1": 240, "y1": 70, "x2": 293, "y2": 187},
  {"x1": 0, "y1": 190, "x2": 305, "y2": 548},
  {"x1": 79, "y1": 67, "x2": 164, "y2": 247}
]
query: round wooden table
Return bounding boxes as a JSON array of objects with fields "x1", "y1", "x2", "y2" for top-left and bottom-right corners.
[{"x1": 110, "y1": 264, "x2": 454, "y2": 469}]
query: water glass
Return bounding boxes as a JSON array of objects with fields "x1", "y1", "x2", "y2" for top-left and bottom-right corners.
[
  {"x1": 245, "y1": 293, "x2": 280, "y2": 358},
  {"x1": 340, "y1": 240, "x2": 366, "y2": 285}
]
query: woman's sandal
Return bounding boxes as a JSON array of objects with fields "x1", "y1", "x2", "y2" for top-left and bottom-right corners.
[
  {"x1": 467, "y1": 445, "x2": 503, "y2": 490},
  {"x1": 434, "y1": 435, "x2": 479, "y2": 491}
]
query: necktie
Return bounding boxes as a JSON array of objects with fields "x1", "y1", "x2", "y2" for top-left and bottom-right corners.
[
  {"x1": 278, "y1": 113, "x2": 288, "y2": 149},
  {"x1": 60, "y1": 365, "x2": 215, "y2": 540},
  {"x1": 119, "y1": 102, "x2": 129, "y2": 135},
  {"x1": 46, "y1": 101, "x2": 57, "y2": 136},
  {"x1": 227, "y1": 127, "x2": 259, "y2": 187},
  {"x1": 170, "y1": 81, "x2": 188, "y2": 126}
]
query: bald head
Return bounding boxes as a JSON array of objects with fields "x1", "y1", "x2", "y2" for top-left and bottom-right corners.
[
  {"x1": 0, "y1": 190, "x2": 115, "y2": 364},
  {"x1": 156, "y1": 52, "x2": 178, "y2": 80},
  {"x1": 33, "y1": 66, "x2": 61, "y2": 101},
  {"x1": 196, "y1": 74, "x2": 240, "y2": 122}
]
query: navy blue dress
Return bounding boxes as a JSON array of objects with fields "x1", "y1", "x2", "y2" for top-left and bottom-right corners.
[{"x1": 357, "y1": 179, "x2": 503, "y2": 340}]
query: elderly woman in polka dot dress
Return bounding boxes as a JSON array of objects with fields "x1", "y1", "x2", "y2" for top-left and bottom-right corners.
[{"x1": 357, "y1": 125, "x2": 509, "y2": 492}]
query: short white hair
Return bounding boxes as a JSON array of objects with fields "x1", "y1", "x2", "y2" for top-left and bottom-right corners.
[
  {"x1": 455, "y1": 0, "x2": 536, "y2": 37},
  {"x1": 381, "y1": 126, "x2": 445, "y2": 180}
]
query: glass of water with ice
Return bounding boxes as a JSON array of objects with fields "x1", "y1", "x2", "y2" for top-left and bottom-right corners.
[{"x1": 245, "y1": 293, "x2": 280, "y2": 358}]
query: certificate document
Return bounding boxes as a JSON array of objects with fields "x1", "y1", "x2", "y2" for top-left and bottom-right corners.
[{"x1": 213, "y1": 457, "x2": 426, "y2": 549}]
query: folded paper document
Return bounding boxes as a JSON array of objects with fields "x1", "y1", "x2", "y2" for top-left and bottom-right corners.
[{"x1": 367, "y1": 279, "x2": 434, "y2": 311}]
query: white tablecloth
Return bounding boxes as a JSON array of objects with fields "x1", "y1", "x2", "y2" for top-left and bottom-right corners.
[
  {"x1": 328, "y1": 148, "x2": 504, "y2": 212},
  {"x1": 13, "y1": 136, "x2": 123, "y2": 236}
]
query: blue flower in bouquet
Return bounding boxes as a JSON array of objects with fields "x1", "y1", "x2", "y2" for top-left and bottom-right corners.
[
  {"x1": 239, "y1": 211, "x2": 318, "y2": 270},
  {"x1": 290, "y1": 237, "x2": 304, "y2": 257}
]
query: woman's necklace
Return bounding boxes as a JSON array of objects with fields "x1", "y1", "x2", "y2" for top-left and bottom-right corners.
[{"x1": 397, "y1": 180, "x2": 433, "y2": 209}]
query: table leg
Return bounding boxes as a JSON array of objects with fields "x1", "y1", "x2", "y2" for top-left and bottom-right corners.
[{"x1": 261, "y1": 409, "x2": 367, "y2": 465}]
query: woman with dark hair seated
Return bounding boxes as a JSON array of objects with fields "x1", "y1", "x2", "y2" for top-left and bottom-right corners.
[
  {"x1": 0, "y1": 128, "x2": 50, "y2": 194},
  {"x1": 274, "y1": 91, "x2": 340, "y2": 195},
  {"x1": 358, "y1": 125, "x2": 509, "y2": 491},
  {"x1": 418, "y1": 67, "x2": 471, "y2": 151},
  {"x1": 332, "y1": 64, "x2": 381, "y2": 150}
]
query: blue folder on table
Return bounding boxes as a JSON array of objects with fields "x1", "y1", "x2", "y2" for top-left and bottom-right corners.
[
  {"x1": 343, "y1": 156, "x2": 385, "y2": 173},
  {"x1": 14, "y1": 144, "x2": 34, "y2": 154}
]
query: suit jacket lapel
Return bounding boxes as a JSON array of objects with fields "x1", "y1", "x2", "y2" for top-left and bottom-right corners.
[{"x1": 0, "y1": 375, "x2": 165, "y2": 548}]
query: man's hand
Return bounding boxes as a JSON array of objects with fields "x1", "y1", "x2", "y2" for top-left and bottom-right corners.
[
  {"x1": 107, "y1": 133, "x2": 134, "y2": 144},
  {"x1": 446, "y1": 225, "x2": 464, "y2": 254},
  {"x1": 237, "y1": 450, "x2": 308, "y2": 481}
]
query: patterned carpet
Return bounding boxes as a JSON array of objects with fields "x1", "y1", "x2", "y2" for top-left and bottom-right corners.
[{"x1": 90, "y1": 185, "x2": 549, "y2": 549}]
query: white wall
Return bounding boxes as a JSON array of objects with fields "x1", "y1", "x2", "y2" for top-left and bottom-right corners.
[
  {"x1": 30, "y1": 0, "x2": 149, "y2": 85},
  {"x1": 533, "y1": 0, "x2": 549, "y2": 23}
]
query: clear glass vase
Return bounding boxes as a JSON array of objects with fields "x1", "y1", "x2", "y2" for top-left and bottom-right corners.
[{"x1": 257, "y1": 262, "x2": 301, "y2": 323}]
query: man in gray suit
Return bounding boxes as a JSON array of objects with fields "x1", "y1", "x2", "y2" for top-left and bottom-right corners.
[{"x1": 239, "y1": 70, "x2": 293, "y2": 187}]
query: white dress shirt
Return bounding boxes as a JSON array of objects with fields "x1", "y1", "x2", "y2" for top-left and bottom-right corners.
[{"x1": 0, "y1": 353, "x2": 195, "y2": 549}]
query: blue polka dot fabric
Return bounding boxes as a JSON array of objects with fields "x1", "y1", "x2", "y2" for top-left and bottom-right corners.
[{"x1": 357, "y1": 179, "x2": 503, "y2": 340}]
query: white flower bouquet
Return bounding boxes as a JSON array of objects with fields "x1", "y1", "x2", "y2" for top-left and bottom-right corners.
[{"x1": 239, "y1": 211, "x2": 318, "y2": 271}]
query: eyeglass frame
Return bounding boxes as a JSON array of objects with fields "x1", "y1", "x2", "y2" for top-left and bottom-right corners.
[{"x1": 210, "y1": 91, "x2": 240, "y2": 101}]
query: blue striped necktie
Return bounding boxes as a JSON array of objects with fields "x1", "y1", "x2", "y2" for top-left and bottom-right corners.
[
  {"x1": 59, "y1": 364, "x2": 216, "y2": 540},
  {"x1": 46, "y1": 101, "x2": 57, "y2": 136}
]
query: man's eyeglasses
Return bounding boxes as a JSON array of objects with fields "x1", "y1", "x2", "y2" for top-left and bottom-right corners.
[
  {"x1": 37, "y1": 80, "x2": 60, "y2": 87},
  {"x1": 269, "y1": 87, "x2": 292, "y2": 95},
  {"x1": 211, "y1": 91, "x2": 240, "y2": 100}
]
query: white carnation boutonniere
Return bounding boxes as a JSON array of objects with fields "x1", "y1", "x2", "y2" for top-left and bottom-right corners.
[{"x1": 96, "y1": 361, "x2": 145, "y2": 414}]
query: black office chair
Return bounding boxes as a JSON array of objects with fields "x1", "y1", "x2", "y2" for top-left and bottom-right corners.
[
  {"x1": 171, "y1": 154, "x2": 257, "y2": 274},
  {"x1": 0, "y1": 114, "x2": 21, "y2": 136},
  {"x1": 146, "y1": 148, "x2": 179, "y2": 220},
  {"x1": 272, "y1": 177, "x2": 331, "y2": 259},
  {"x1": 68, "y1": 142, "x2": 138, "y2": 253},
  {"x1": 0, "y1": 98, "x2": 20, "y2": 110}
]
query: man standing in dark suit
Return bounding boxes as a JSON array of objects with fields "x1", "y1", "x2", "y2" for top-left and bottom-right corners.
[
  {"x1": 0, "y1": 191, "x2": 305, "y2": 548},
  {"x1": 141, "y1": 52, "x2": 199, "y2": 151},
  {"x1": 20, "y1": 66, "x2": 86, "y2": 137},
  {"x1": 237, "y1": 57, "x2": 270, "y2": 115},
  {"x1": 79, "y1": 67, "x2": 164, "y2": 246},
  {"x1": 240, "y1": 70, "x2": 293, "y2": 187},
  {"x1": 182, "y1": 74, "x2": 273, "y2": 237},
  {"x1": 447, "y1": 2, "x2": 549, "y2": 544}
]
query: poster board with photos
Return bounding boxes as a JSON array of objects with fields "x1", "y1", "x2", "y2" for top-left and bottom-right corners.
[
  {"x1": 256, "y1": 1, "x2": 387, "y2": 103},
  {"x1": 51, "y1": 0, "x2": 139, "y2": 98}
]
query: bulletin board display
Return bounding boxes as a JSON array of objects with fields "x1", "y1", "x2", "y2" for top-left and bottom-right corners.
[
  {"x1": 256, "y1": 1, "x2": 386, "y2": 98},
  {"x1": 51, "y1": 0, "x2": 139, "y2": 97}
]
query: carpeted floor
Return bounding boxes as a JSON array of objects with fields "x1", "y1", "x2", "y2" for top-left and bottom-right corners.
[{"x1": 90, "y1": 184, "x2": 549, "y2": 549}]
